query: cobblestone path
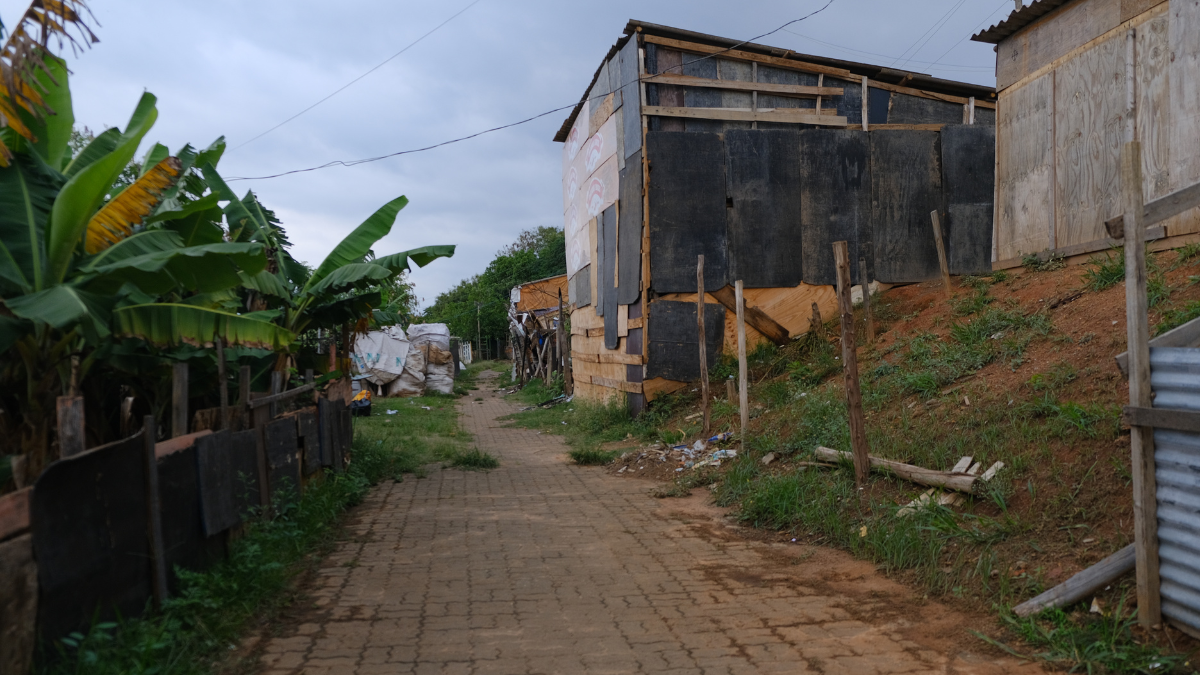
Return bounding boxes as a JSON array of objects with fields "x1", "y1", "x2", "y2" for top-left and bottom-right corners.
[{"x1": 258, "y1": 372, "x2": 1039, "y2": 674}]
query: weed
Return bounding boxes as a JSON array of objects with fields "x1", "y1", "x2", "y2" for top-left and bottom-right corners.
[
  {"x1": 1156, "y1": 300, "x2": 1200, "y2": 336},
  {"x1": 568, "y1": 448, "x2": 620, "y2": 465},
  {"x1": 653, "y1": 469, "x2": 718, "y2": 498},
  {"x1": 962, "y1": 276, "x2": 990, "y2": 291},
  {"x1": 1175, "y1": 241, "x2": 1200, "y2": 266},
  {"x1": 951, "y1": 288, "x2": 993, "y2": 316},
  {"x1": 1028, "y1": 362, "x2": 1078, "y2": 392},
  {"x1": 1023, "y1": 251, "x2": 1066, "y2": 272},
  {"x1": 449, "y1": 448, "x2": 499, "y2": 470},
  {"x1": 1083, "y1": 249, "x2": 1125, "y2": 291},
  {"x1": 991, "y1": 270, "x2": 1010, "y2": 283}
]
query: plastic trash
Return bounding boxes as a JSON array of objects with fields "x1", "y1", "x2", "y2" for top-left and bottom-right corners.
[
  {"x1": 711, "y1": 449, "x2": 737, "y2": 460},
  {"x1": 386, "y1": 410, "x2": 398, "y2": 415}
]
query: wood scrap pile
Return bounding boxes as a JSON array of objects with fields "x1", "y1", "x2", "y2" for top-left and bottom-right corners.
[{"x1": 810, "y1": 446, "x2": 1004, "y2": 513}]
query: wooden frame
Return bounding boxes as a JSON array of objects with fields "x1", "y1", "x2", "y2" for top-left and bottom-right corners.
[
  {"x1": 641, "y1": 72, "x2": 842, "y2": 97},
  {"x1": 642, "y1": 105, "x2": 847, "y2": 126}
]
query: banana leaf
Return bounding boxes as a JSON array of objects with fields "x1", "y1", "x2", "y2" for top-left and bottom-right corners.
[
  {"x1": 61, "y1": 127, "x2": 120, "y2": 178},
  {"x1": 302, "y1": 290, "x2": 381, "y2": 331},
  {"x1": 47, "y1": 93, "x2": 159, "y2": 283},
  {"x1": 372, "y1": 244, "x2": 456, "y2": 274},
  {"x1": 139, "y1": 143, "x2": 170, "y2": 176},
  {"x1": 84, "y1": 156, "x2": 183, "y2": 254},
  {"x1": 81, "y1": 229, "x2": 183, "y2": 268},
  {"x1": 0, "y1": 151, "x2": 60, "y2": 293},
  {"x1": 84, "y1": 241, "x2": 267, "y2": 295},
  {"x1": 304, "y1": 262, "x2": 392, "y2": 297},
  {"x1": 5, "y1": 285, "x2": 112, "y2": 343},
  {"x1": 239, "y1": 269, "x2": 292, "y2": 298},
  {"x1": 114, "y1": 303, "x2": 295, "y2": 350},
  {"x1": 0, "y1": 315, "x2": 32, "y2": 354},
  {"x1": 23, "y1": 56, "x2": 75, "y2": 172},
  {"x1": 302, "y1": 196, "x2": 408, "y2": 295}
]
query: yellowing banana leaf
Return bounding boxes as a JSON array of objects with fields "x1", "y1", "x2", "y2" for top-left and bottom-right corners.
[
  {"x1": 114, "y1": 303, "x2": 295, "y2": 350},
  {"x1": 84, "y1": 156, "x2": 183, "y2": 254}
]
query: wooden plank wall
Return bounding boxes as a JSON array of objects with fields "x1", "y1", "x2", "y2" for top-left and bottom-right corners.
[
  {"x1": 994, "y1": 0, "x2": 1200, "y2": 264},
  {"x1": 569, "y1": 305, "x2": 629, "y2": 402}
]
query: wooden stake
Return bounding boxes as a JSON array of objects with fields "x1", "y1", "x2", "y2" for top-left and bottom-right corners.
[
  {"x1": 833, "y1": 242, "x2": 871, "y2": 488},
  {"x1": 142, "y1": 415, "x2": 168, "y2": 609},
  {"x1": 238, "y1": 366, "x2": 251, "y2": 411},
  {"x1": 811, "y1": 301, "x2": 822, "y2": 337},
  {"x1": 269, "y1": 371, "x2": 282, "y2": 419},
  {"x1": 1122, "y1": 140, "x2": 1162, "y2": 628},
  {"x1": 56, "y1": 396, "x2": 85, "y2": 458},
  {"x1": 930, "y1": 210, "x2": 952, "y2": 297},
  {"x1": 726, "y1": 377, "x2": 736, "y2": 402},
  {"x1": 697, "y1": 256, "x2": 710, "y2": 436},
  {"x1": 736, "y1": 280, "x2": 749, "y2": 444},
  {"x1": 561, "y1": 291, "x2": 573, "y2": 396},
  {"x1": 172, "y1": 362, "x2": 188, "y2": 438},
  {"x1": 215, "y1": 335, "x2": 229, "y2": 431},
  {"x1": 861, "y1": 76, "x2": 869, "y2": 132},
  {"x1": 859, "y1": 257, "x2": 875, "y2": 344}
]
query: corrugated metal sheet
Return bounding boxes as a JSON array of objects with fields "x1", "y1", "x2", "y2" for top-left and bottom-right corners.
[
  {"x1": 971, "y1": 0, "x2": 1073, "y2": 44},
  {"x1": 1150, "y1": 348, "x2": 1200, "y2": 633}
]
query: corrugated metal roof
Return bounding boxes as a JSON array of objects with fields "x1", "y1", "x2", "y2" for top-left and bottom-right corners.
[
  {"x1": 971, "y1": 0, "x2": 1074, "y2": 44},
  {"x1": 554, "y1": 20, "x2": 997, "y2": 143}
]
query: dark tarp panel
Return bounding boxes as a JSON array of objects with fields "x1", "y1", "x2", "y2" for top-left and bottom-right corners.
[
  {"x1": 197, "y1": 430, "x2": 241, "y2": 536},
  {"x1": 608, "y1": 54, "x2": 622, "y2": 111},
  {"x1": 319, "y1": 398, "x2": 340, "y2": 470},
  {"x1": 646, "y1": 300, "x2": 726, "y2": 381},
  {"x1": 618, "y1": 150, "x2": 643, "y2": 305},
  {"x1": 647, "y1": 132, "x2": 728, "y2": 293},
  {"x1": 265, "y1": 418, "x2": 300, "y2": 499},
  {"x1": 595, "y1": 210, "x2": 606, "y2": 317},
  {"x1": 871, "y1": 130, "x2": 943, "y2": 283},
  {"x1": 158, "y1": 442, "x2": 226, "y2": 595},
  {"x1": 799, "y1": 129, "x2": 870, "y2": 286},
  {"x1": 681, "y1": 54, "x2": 723, "y2": 133},
  {"x1": 570, "y1": 268, "x2": 591, "y2": 308},
  {"x1": 297, "y1": 409, "x2": 321, "y2": 475},
  {"x1": 601, "y1": 205, "x2": 620, "y2": 349},
  {"x1": 868, "y1": 87, "x2": 891, "y2": 125},
  {"x1": 33, "y1": 433, "x2": 149, "y2": 642},
  {"x1": 827, "y1": 77, "x2": 862, "y2": 126},
  {"x1": 942, "y1": 124, "x2": 996, "y2": 275},
  {"x1": 619, "y1": 37, "x2": 642, "y2": 160},
  {"x1": 229, "y1": 429, "x2": 260, "y2": 517},
  {"x1": 725, "y1": 130, "x2": 804, "y2": 288},
  {"x1": 974, "y1": 107, "x2": 996, "y2": 126},
  {"x1": 340, "y1": 405, "x2": 353, "y2": 466},
  {"x1": 888, "y1": 93, "x2": 965, "y2": 124}
]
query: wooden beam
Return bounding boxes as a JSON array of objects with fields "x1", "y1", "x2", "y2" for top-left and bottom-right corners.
[
  {"x1": 869, "y1": 123, "x2": 947, "y2": 131},
  {"x1": 861, "y1": 76, "x2": 869, "y2": 132},
  {"x1": 1122, "y1": 140, "x2": 1162, "y2": 628},
  {"x1": 813, "y1": 447, "x2": 979, "y2": 493},
  {"x1": 589, "y1": 376, "x2": 643, "y2": 394},
  {"x1": 1123, "y1": 406, "x2": 1200, "y2": 433},
  {"x1": 142, "y1": 416, "x2": 168, "y2": 609},
  {"x1": 172, "y1": 362, "x2": 188, "y2": 438},
  {"x1": 628, "y1": 316, "x2": 644, "y2": 330},
  {"x1": 1104, "y1": 180, "x2": 1200, "y2": 235},
  {"x1": 642, "y1": 72, "x2": 843, "y2": 97},
  {"x1": 833, "y1": 242, "x2": 871, "y2": 488},
  {"x1": 709, "y1": 285, "x2": 791, "y2": 346},
  {"x1": 992, "y1": 225, "x2": 1167, "y2": 271},
  {"x1": 572, "y1": 352, "x2": 643, "y2": 365},
  {"x1": 736, "y1": 280, "x2": 749, "y2": 443},
  {"x1": 860, "y1": 258, "x2": 875, "y2": 344},
  {"x1": 643, "y1": 105, "x2": 847, "y2": 127},
  {"x1": 643, "y1": 34, "x2": 855, "y2": 79},
  {"x1": 56, "y1": 396, "x2": 85, "y2": 459},
  {"x1": 215, "y1": 336, "x2": 229, "y2": 431},
  {"x1": 931, "y1": 210, "x2": 952, "y2": 297},
  {"x1": 698, "y1": 255, "x2": 710, "y2": 436},
  {"x1": 247, "y1": 382, "x2": 317, "y2": 410},
  {"x1": 1014, "y1": 545, "x2": 1136, "y2": 617}
]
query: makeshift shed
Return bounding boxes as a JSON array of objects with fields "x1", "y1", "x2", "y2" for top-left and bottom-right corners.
[
  {"x1": 558, "y1": 20, "x2": 999, "y2": 413},
  {"x1": 509, "y1": 275, "x2": 569, "y2": 386},
  {"x1": 973, "y1": 0, "x2": 1200, "y2": 266}
]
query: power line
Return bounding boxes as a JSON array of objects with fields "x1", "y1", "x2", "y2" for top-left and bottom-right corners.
[
  {"x1": 780, "y1": 28, "x2": 992, "y2": 71},
  {"x1": 928, "y1": 0, "x2": 1013, "y2": 67},
  {"x1": 230, "y1": 0, "x2": 485, "y2": 152},
  {"x1": 892, "y1": 0, "x2": 971, "y2": 70},
  {"x1": 226, "y1": 2, "x2": 837, "y2": 182}
]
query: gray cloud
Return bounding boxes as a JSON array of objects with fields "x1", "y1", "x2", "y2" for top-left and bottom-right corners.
[{"x1": 0, "y1": 0, "x2": 1005, "y2": 306}]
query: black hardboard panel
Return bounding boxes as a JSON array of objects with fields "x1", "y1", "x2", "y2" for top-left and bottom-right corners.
[
  {"x1": 297, "y1": 410, "x2": 321, "y2": 476},
  {"x1": 340, "y1": 406, "x2": 352, "y2": 470},
  {"x1": 682, "y1": 55, "x2": 723, "y2": 133},
  {"x1": 197, "y1": 430, "x2": 239, "y2": 536},
  {"x1": 871, "y1": 130, "x2": 943, "y2": 283},
  {"x1": 318, "y1": 398, "x2": 336, "y2": 468},
  {"x1": 827, "y1": 77, "x2": 862, "y2": 126},
  {"x1": 33, "y1": 434, "x2": 150, "y2": 642},
  {"x1": 725, "y1": 130, "x2": 804, "y2": 288},
  {"x1": 617, "y1": 150, "x2": 643, "y2": 305},
  {"x1": 265, "y1": 418, "x2": 300, "y2": 498},
  {"x1": 974, "y1": 108, "x2": 996, "y2": 126},
  {"x1": 158, "y1": 444, "x2": 225, "y2": 595},
  {"x1": 608, "y1": 54, "x2": 623, "y2": 110},
  {"x1": 602, "y1": 205, "x2": 620, "y2": 350},
  {"x1": 646, "y1": 300, "x2": 726, "y2": 381},
  {"x1": 594, "y1": 211, "x2": 606, "y2": 318},
  {"x1": 941, "y1": 124, "x2": 995, "y2": 275},
  {"x1": 591, "y1": 59, "x2": 611, "y2": 101},
  {"x1": 646, "y1": 132, "x2": 728, "y2": 293},
  {"x1": 868, "y1": 87, "x2": 891, "y2": 125},
  {"x1": 888, "y1": 93, "x2": 965, "y2": 124},
  {"x1": 571, "y1": 269, "x2": 591, "y2": 308},
  {"x1": 229, "y1": 429, "x2": 260, "y2": 517},
  {"x1": 619, "y1": 37, "x2": 641, "y2": 160},
  {"x1": 799, "y1": 129, "x2": 870, "y2": 286}
]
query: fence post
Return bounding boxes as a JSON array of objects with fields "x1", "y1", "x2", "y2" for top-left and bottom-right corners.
[
  {"x1": 172, "y1": 362, "x2": 188, "y2": 438},
  {"x1": 215, "y1": 336, "x2": 229, "y2": 431},
  {"x1": 56, "y1": 396, "x2": 85, "y2": 459},
  {"x1": 735, "y1": 280, "x2": 748, "y2": 446},
  {"x1": 697, "y1": 255, "x2": 710, "y2": 436},
  {"x1": 833, "y1": 241, "x2": 871, "y2": 489},
  {"x1": 930, "y1": 210, "x2": 952, "y2": 298},
  {"x1": 142, "y1": 415, "x2": 168, "y2": 610},
  {"x1": 1122, "y1": 140, "x2": 1162, "y2": 628},
  {"x1": 269, "y1": 371, "x2": 282, "y2": 419}
]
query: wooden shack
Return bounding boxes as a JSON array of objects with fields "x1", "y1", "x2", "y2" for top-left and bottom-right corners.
[
  {"x1": 558, "y1": 21, "x2": 1000, "y2": 413},
  {"x1": 973, "y1": 0, "x2": 1200, "y2": 267}
]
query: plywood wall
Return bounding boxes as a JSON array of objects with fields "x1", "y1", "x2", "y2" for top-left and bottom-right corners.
[
  {"x1": 994, "y1": 0, "x2": 1200, "y2": 263},
  {"x1": 658, "y1": 283, "x2": 839, "y2": 353}
]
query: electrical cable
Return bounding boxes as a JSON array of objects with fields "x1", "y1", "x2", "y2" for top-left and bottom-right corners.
[
  {"x1": 779, "y1": 28, "x2": 992, "y2": 71},
  {"x1": 230, "y1": 0, "x2": 485, "y2": 152},
  {"x1": 225, "y1": 2, "x2": 837, "y2": 182},
  {"x1": 927, "y1": 0, "x2": 1013, "y2": 67},
  {"x1": 891, "y1": 0, "x2": 971, "y2": 70}
]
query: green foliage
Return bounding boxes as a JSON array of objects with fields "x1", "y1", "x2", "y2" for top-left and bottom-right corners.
[
  {"x1": 423, "y1": 226, "x2": 565, "y2": 345},
  {"x1": 1022, "y1": 251, "x2": 1066, "y2": 272},
  {"x1": 568, "y1": 448, "x2": 621, "y2": 465},
  {"x1": 1156, "y1": 300, "x2": 1200, "y2": 336},
  {"x1": 449, "y1": 448, "x2": 499, "y2": 470}
]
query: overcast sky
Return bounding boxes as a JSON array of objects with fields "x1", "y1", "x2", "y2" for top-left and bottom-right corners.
[{"x1": 1, "y1": 0, "x2": 1012, "y2": 307}]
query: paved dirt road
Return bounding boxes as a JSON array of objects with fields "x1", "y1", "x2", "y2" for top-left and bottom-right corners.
[{"x1": 257, "y1": 372, "x2": 1040, "y2": 674}]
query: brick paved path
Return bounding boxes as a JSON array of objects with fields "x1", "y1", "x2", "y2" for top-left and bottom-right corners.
[{"x1": 258, "y1": 372, "x2": 1038, "y2": 674}]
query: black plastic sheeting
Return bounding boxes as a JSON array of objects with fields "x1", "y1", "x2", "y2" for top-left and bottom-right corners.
[
  {"x1": 297, "y1": 410, "x2": 321, "y2": 475},
  {"x1": 617, "y1": 150, "x2": 643, "y2": 305},
  {"x1": 197, "y1": 429, "x2": 254, "y2": 537},
  {"x1": 868, "y1": 87, "x2": 891, "y2": 126},
  {"x1": 601, "y1": 205, "x2": 620, "y2": 349},
  {"x1": 942, "y1": 124, "x2": 995, "y2": 275},
  {"x1": 799, "y1": 129, "x2": 871, "y2": 286},
  {"x1": 647, "y1": 132, "x2": 728, "y2": 293},
  {"x1": 32, "y1": 433, "x2": 150, "y2": 642},
  {"x1": 871, "y1": 130, "x2": 943, "y2": 283},
  {"x1": 265, "y1": 418, "x2": 300, "y2": 499},
  {"x1": 159, "y1": 442, "x2": 226, "y2": 595},
  {"x1": 889, "y1": 93, "x2": 965, "y2": 125},
  {"x1": 570, "y1": 269, "x2": 591, "y2": 308},
  {"x1": 646, "y1": 301, "x2": 726, "y2": 381},
  {"x1": 619, "y1": 38, "x2": 641, "y2": 161},
  {"x1": 725, "y1": 130, "x2": 804, "y2": 287}
]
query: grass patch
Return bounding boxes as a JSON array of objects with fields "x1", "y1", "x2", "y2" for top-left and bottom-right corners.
[
  {"x1": 568, "y1": 448, "x2": 621, "y2": 465},
  {"x1": 1023, "y1": 251, "x2": 1066, "y2": 272},
  {"x1": 1157, "y1": 300, "x2": 1200, "y2": 336},
  {"x1": 448, "y1": 448, "x2": 499, "y2": 470}
]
